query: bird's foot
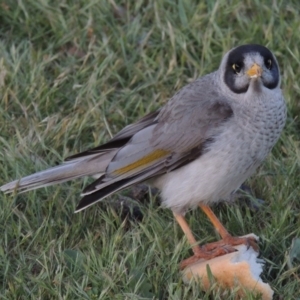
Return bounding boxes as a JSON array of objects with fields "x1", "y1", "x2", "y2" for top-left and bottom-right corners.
[
  {"x1": 180, "y1": 235, "x2": 259, "y2": 270},
  {"x1": 180, "y1": 244, "x2": 235, "y2": 270},
  {"x1": 203, "y1": 234, "x2": 259, "y2": 252}
]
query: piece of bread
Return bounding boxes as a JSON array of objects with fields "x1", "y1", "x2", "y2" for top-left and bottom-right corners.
[{"x1": 182, "y1": 234, "x2": 273, "y2": 300}]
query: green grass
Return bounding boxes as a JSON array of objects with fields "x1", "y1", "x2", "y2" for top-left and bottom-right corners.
[{"x1": 0, "y1": 0, "x2": 300, "y2": 299}]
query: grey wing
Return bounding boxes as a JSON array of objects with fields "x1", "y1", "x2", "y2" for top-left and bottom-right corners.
[
  {"x1": 66, "y1": 110, "x2": 160, "y2": 161},
  {"x1": 76, "y1": 77, "x2": 233, "y2": 212},
  {"x1": 0, "y1": 111, "x2": 160, "y2": 194}
]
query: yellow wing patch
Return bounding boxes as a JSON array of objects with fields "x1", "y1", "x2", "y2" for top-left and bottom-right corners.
[{"x1": 113, "y1": 149, "x2": 170, "y2": 175}]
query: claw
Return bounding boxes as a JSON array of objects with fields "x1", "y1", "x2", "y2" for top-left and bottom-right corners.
[
  {"x1": 180, "y1": 244, "x2": 236, "y2": 270},
  {"x1": 180, "y1": 235, "x2": 259, "y2": 270},
  {"x1": 223, "y1": 235, "x2": 259, "y2": 252}
]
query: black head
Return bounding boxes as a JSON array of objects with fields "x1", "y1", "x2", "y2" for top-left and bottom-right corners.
[{"x1": 222, "y1": 44, "x2": 280, "y2": 94}]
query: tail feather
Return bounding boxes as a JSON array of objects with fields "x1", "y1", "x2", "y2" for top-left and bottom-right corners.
[{"x1": 0, "y1": 150, "x2": 117, "y2": 193}]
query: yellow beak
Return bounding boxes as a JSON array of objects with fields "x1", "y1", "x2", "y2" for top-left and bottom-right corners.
[{"x1": 246, "y1": 63, "x2": 262, "y2": 78}]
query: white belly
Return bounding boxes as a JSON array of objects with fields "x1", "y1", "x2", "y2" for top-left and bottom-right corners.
[
  {"x1": 154, "y1": 147, "x2": 257, "y2": 213},
  {"x1": 152, "y1": 120, "x2": 280, "y2": 213}
]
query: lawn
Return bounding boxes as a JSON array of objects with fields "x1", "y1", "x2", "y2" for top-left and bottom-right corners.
[{"x1": 0, "y1": 0, "x2": 300, "y2": 299}]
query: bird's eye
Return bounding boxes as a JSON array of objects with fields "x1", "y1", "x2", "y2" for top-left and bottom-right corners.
[
  {"x1": 232, "y1": 63, "x2": 241, "y2": 74},
  {"x1": 265, "y1": 59, "x2": 272, "y2": 70}
]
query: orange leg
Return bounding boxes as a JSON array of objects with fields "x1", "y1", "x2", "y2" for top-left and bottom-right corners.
[
  {"x1": 173, "y1": 213, "x2": 198, "y2": 253},
  {"x1": 174, "y1": 205, "x2": 259, "y2": 269},
  {"x1": 174, "y1": 212, "x2": 236, "y2": 269},
  {"x1": 199, "y1": 204, "x2": 258, "y2": 252},
  {"x1": 199, "y1": 204, "x2": 229, "y2": 238}
]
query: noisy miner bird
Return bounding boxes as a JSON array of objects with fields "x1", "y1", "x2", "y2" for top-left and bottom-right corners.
[{"x1": 1, "y1": 44, "x2": 286, "y2": 269}]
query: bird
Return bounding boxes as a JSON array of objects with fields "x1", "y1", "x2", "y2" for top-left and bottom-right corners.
[{"x1": 1, "y1": 44, "x2": 286, "y2": 269}]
